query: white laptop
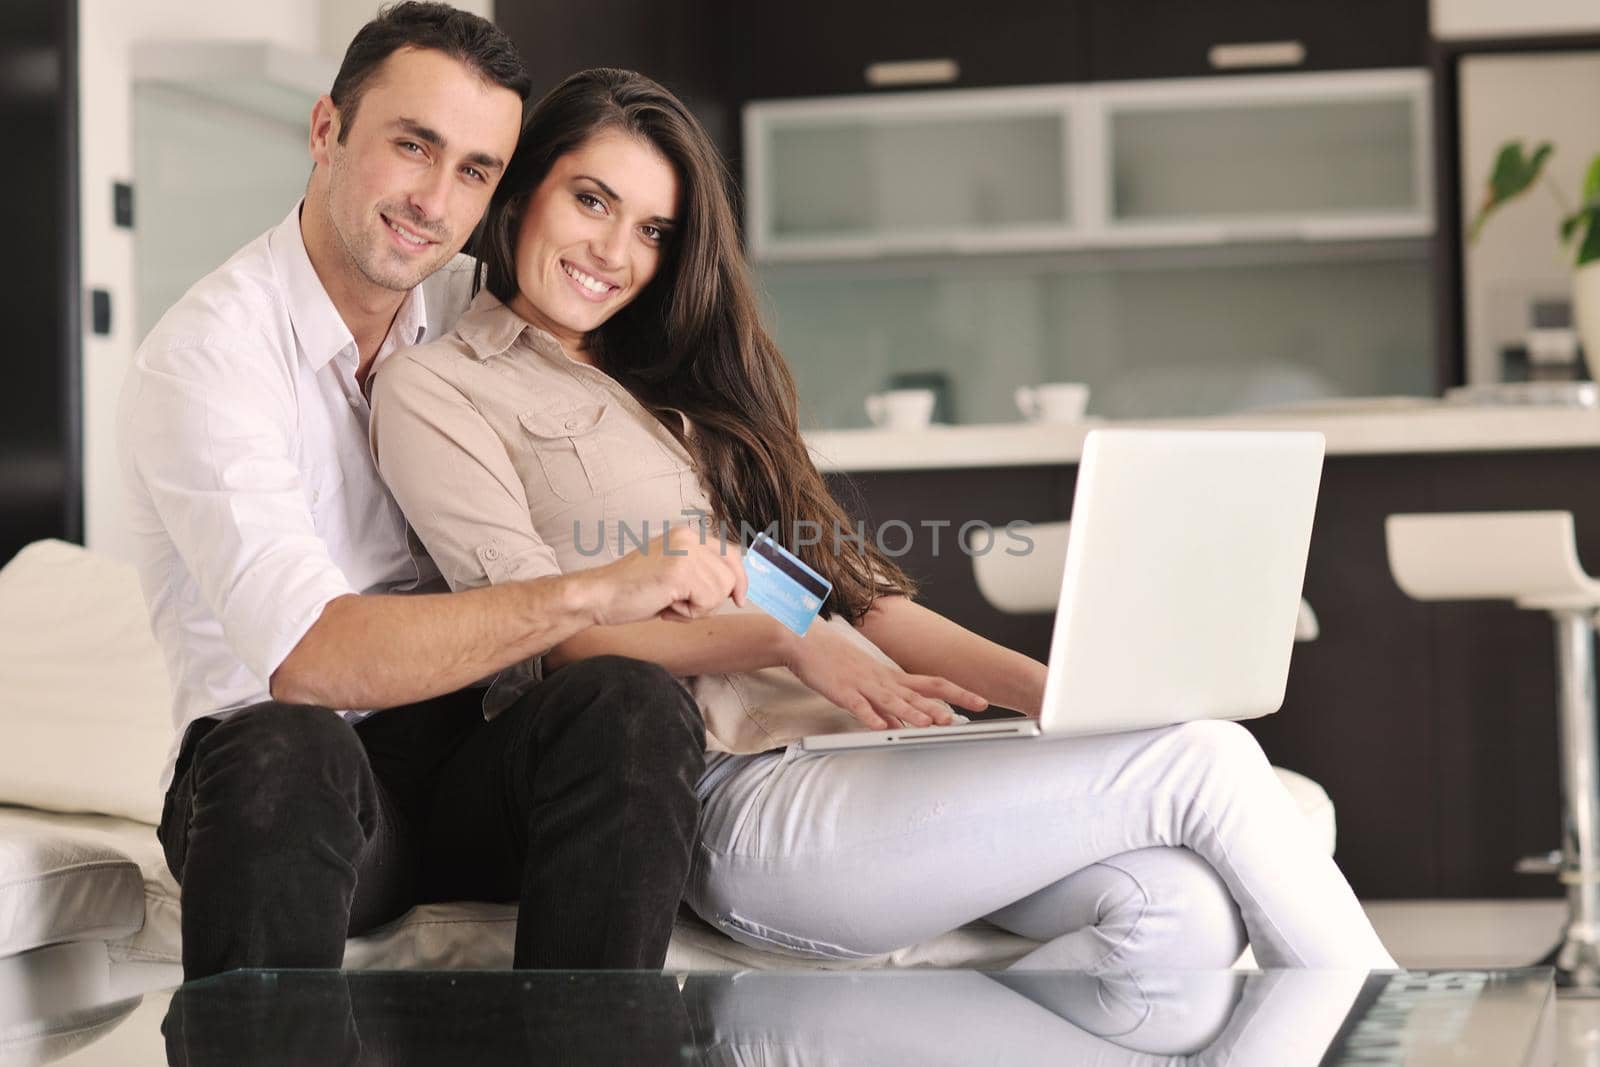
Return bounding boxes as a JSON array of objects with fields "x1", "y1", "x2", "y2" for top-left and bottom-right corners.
[{"x1": 802, "y1": 429, "x2": 1326, "y2": 752}]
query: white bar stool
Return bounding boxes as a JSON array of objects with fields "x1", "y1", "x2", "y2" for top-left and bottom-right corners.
[{"x1": 1387, "y1": 510, "x2": 1600, "y2": 994}]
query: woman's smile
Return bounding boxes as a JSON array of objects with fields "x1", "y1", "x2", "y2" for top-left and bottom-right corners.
[{"x1": 559, "y1": 259, "x2": 620, "y2": 302}]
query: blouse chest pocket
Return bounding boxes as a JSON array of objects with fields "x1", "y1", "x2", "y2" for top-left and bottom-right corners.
[
  {"x1": 518, "y1": 400, "x2": 692, "y2": 507},
  {"x1": 518, "y1": 403, "x2": 613, "y2": 504}
]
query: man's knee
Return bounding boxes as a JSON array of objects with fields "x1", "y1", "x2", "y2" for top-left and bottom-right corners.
[
  {"x1": 191, "y1": 703, "x2": 366, "y2": 825},
  {"x1": 540, "y1": 656, "x2": 705, "y2": 769}
]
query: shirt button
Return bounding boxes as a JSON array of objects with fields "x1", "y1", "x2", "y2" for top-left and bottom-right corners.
[
  {"x1": 484, "y1": 546, "x2": 501, "y2": 561},
  {"x1": 564, "y1": 418, "x2": 580, "y2": 431}
]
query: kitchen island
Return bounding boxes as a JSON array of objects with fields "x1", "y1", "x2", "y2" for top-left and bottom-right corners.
[
  {"x1": 806, "y1": 401, "x2": 1600, "y2": 470},
  {"x1": 806, "y1": 403, "x2": 1600, "y2": 901}
]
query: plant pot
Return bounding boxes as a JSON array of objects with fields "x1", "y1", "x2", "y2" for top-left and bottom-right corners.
[{"x1": 1577, "y1": 261, "x2": 1600, "y2": 378}]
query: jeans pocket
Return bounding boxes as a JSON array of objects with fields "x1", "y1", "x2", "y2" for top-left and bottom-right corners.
[
  {"x1": 714, "y1": 909, "x2": 880, "y2": 962},
  {"x1": 697, "y1": 745, "x2": 801, "y2": 858}
]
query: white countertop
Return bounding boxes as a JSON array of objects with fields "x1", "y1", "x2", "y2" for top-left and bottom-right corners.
[{"x1": 802, "y1": 402, "x2": 1600, "y2": 472}]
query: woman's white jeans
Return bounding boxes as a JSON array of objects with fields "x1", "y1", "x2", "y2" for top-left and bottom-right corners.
[{"x1": 686, "y1": 720, "x2": 1396, "y2": 971}]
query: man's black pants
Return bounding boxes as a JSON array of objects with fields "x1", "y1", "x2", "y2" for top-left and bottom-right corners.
[{"x1": 157, "y1": 655, "x2": 705, "y2": 980}]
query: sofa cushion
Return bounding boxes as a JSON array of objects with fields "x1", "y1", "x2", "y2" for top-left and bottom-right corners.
[
  {"x1": 0, "y1": 757, "x2": 1337, "y2": 970},
  {"x1": 0, "y1": 808, "x2": 143, "y2": 958},
  {"x1": 102, "y1": 766, "x2": 1332, "y2": 971},
  {"x1": 108, "y1": 808, "x2": 1039, "y2": 970},
  {"x1": 0, "y1": 541, "x2": 172, "y2": 826},
  {"x1": 1273, "y1": 767, "x2": 1336, "y2": 858}
]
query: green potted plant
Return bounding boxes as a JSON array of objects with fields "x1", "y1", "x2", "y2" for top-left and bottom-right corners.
[{"x1": 1469, "y1": 142, "x2": 1600, "y2": 370}]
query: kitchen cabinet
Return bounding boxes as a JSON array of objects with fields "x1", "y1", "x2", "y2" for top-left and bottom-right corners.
[
  {"x1": 1097, "y1": 69, "x2": 1433, "y2": 246},
  {"x1": 497, "y1": 0, "x2": 738, "y2": 153},
  {"x1": 744, "y1": 87, "x2": 1084, "y2": 261},
  {"x1": 744, "y1": 69, "x2": 1433, "y2": 260},
  {"x1": 732, "y1": 1, "x2": 1091, "y2": 101},
  {"x1": 1088, "y1": 0, "x2": 1429, "y2": 82},
  {"x1": 499, "y1": 0, "x2": 725, "y2": 101},
  {"x1": 730, "y1": 0, "x2": 1426, "y2": 99}
]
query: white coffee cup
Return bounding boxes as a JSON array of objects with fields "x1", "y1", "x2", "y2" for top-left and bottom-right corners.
[
  {"x1": 1015, "y1": 382, "x2": 1089, "y2": 423},
  {"x1": 865, "y1": 388, "x2": 936, "y2": 430}
]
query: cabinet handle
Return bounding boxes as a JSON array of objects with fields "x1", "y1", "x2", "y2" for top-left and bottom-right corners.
[
  {"x1": 864, "y1": 58, "x2": 960, "y2": 87},
  {"x1": 1207, "y1": 40, "x2": 1306, "y2": 70}
]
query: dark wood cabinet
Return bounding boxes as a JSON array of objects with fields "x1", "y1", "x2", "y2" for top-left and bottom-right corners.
[
  {"x1": 1, "y1": 0, "x2": 79, "y2": 562},
  {"x1": 497, "y1": 0, "x2": 723, "y2": 102},
  {"x1": 494, "y1": 1, "x2": 1433, "y2": 189},
  {"x1": 500, "y1": 0, "x2": 1430, "y2": 109},
  {"x1": 496, "y1": 0, "x2": 739, "y2": 152},
  {"x1": 830, "y1": 447, "x2": 1600, "y2": 901},
  {"x1": 1088, "y1": 0, "x2": 1429, "y2": 82},
  {"x1": 730, "y1": 1, "x2": 1091, "y2": 101}
]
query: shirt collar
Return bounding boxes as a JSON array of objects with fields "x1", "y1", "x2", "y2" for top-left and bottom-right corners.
[
  {"x1": 371, "y1": 282, "x2": 429, "y2": 376},
  {"x1": 269, "y1": 200, "x2": 430, "y2": 374},
  {"x1": 455, "y1": 289, "x2": 565, "y2": 362}
]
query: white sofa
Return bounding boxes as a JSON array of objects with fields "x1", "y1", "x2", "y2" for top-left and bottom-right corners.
[{"x1": 0, "y1": 539, "x2": 1338, "y2": 986}]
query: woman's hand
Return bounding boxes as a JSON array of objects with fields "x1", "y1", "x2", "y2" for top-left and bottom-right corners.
[
  {"x1": 784, "y1": 623, "x2": 989, "y2": 730},
  {"x1": 856, "y1": 595, "x2": 1048, "y2": 718}
]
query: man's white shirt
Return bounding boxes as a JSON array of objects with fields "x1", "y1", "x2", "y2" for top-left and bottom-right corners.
[{"x1": 118, "y1": 202, "x2": 476, "y2": 791}]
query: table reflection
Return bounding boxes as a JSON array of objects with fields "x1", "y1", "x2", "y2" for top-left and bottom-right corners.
[
  {"x1": 685, "y1": 970, "x2": 1366, "y2": 1065},
  {"x1": 151, "y1": 967, "x2": 1550, "y2": 1066}
]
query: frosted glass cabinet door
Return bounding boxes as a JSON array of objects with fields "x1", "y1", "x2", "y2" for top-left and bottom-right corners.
[
  {"x1": 745, "y1": 88, "x2": 1081, "y2": 260},
  {"x1": 1099, "y1": 69, "x2": 1433, "y2": 245}
]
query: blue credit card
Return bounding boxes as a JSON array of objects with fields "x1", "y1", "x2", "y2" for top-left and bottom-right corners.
[{"x1": 744, "y1": 533, "x2": 831, "y2": 636}]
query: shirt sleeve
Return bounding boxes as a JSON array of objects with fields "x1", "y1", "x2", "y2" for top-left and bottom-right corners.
[
  {"x1": 369, "y1": 346, "x2": 563, "y2": 593},
  {"x1": 120, "y1": 345, "x2": 357, "y2": 687}
]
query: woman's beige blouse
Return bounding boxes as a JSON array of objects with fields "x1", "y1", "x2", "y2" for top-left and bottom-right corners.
[{"x1": 369, "y1": 290, "x2": 884, "y2": 753}]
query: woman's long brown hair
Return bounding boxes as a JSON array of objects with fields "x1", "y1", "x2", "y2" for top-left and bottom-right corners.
[{"x1": 477, "y1": 68, "x2": 914, "y2": 621}]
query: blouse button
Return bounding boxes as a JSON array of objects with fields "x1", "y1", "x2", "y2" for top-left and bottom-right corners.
[
  {"x1": 483, "y1": 546, "x2": 501, "y2": 561},
  {"x1": 564, "y1": 418, "x2": 580, "y2": 431}
]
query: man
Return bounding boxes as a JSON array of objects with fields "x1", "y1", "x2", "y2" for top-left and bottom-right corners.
[{"x1": 118, "y1": 2, "x2": 743, "y2": 980}]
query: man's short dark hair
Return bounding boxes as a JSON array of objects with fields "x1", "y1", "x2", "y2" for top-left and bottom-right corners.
[{"x1": 329, "y1": 2, "x2": 531, "y2": 143}]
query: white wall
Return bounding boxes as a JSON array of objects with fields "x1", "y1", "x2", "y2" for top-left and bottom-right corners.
[
  {"x1": 79, "y1": 0, "x2": 494, "y2": 560},
  {"x1": 321, "y1": 0, "x2": 493, "y2": 63},
  {"x1": 132, "y1": 85, "x2": 319, "y2": 343},
  {"x1": 1432, "y1": 0, "x2": 1600, "y2": 40},
  {"x1": 79, "y1": 0, "x2": 322, "y2": 560}
]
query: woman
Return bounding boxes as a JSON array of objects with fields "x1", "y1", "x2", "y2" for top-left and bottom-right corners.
[{"x1": 371, "y1": 68, "x2": 1396, "y2": 971}]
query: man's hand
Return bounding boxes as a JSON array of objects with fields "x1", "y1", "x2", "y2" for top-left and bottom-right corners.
[
  {"x1": 581, "y1": 525, "x2": 748, "y2": 627},
  {"x1": 271, "y1": 526, "x2": 746, "y2": 710},
  {"x1": 783, "y1": 623, "x2": 988, "y2": 730}
]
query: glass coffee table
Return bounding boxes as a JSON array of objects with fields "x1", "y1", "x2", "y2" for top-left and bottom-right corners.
[{"x1": 28, "y1": 966, "x2": 1556, "y2": 1065}]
